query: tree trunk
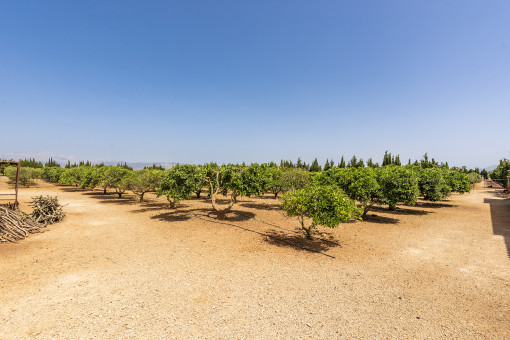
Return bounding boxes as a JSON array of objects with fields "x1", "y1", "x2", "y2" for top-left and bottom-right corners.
[
  {"x1": 103, "y1": 187, "x2": 107, "y2": 194},
  {"x1": 274, "y1": 192, "x2": 278, "y2": 199},
  {"x1": 216, "y1": 210, "x2": 227, "y2": 219},
  {"x1": 195, "y1": 190, "x2": 201, "y2": 199},
  {"x1": 302, "y1": 226, "x2": 312, "y2": 239},
  {"x1": 299, "y1": 217, "x2": 313, "y2": 239},
  {"x1": 205, "y1": 172, "x2": 236, "y2": 219},
  {"x1": 139, "y1": 192, "x2": 145, "y2": 202},
  {"x1": 361, "y1": 198, "x2": 377, "y2": 219},
  {"x1": 167, "y1": 197, "x2": 176, "y2": 209}
]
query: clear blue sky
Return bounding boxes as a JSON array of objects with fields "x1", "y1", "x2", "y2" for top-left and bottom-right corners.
[{"x1": 1, "y1": 1, "x2": 509, "y2": 168}]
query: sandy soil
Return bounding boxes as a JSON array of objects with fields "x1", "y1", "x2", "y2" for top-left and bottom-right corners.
[{"x1": 0, "y1": 177, "x2": 509, "y2": 339}]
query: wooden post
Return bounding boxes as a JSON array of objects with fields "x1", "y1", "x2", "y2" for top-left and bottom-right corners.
[{"x1": 15, "y1": 160, "x2": 20, "y2": 208}]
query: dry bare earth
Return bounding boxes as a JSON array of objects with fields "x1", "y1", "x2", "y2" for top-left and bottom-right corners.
[{"x1": 0, "y1": 176, "x2": 509, "y2": 339}]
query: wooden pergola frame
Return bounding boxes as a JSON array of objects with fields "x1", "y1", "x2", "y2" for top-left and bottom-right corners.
[{"x1": 0, "y1": 160, "x2": 20, "y2": 208}]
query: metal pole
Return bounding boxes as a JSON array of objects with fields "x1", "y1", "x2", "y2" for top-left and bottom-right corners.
[{"x1": 15, "y1": 159, "x2": 20, "y2": 208}]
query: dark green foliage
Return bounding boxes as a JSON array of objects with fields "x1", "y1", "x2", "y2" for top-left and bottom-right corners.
[
  {"x1": 394, "y1": 155, "x2": 401, "y2": 166},
  {"x1": 280, "y1": 159, "x2": 295, "y2": 169},
  {"x1": 218, "y1": 163, "x2": 269, "y2": 198},
  {"x1": 105, "y1": 166, "x2": 132, "y2": 197},
  {"x1": 279, "y1": 168, "x2": 309, "y2": 192},
  {"x1": 266, "y1": 166, "x2": 283, "y2": 198},
  {"x1": 19, "y1": 158, "x2": 43, "y2": 168},
  {"x1": 157, "y1": 165, "x2": 206, "y2": 207},
  {"x1": 338, "y1": 156, "x2": 346, "y2": 168},
  {"x1": 58, "y1": 167, "x2": 82, "y2": 187},
  {"x1": 42, "y1": 167, "x2": 65, "y2": 182},
  {"x1": 382, "y1": 151, "x2": 401, "y2": 166},
  {"x1": 84, "y1": 166, "x2": 131, "y2": 196},
  {"x1": 204, "y1": 163, "x2": 271, "y2": 218},
  {"x1": 144, "y1": 163, "x2": 165, "y2": 170},
  {"x1": 91, "y1": 166, "x2": 109, "y2": 193},
  {"x1": 45, "y1": 157, "x2": 61, "y2": 167},
  {"x1": 489, "y1": 159, "x2": 510, "y2": 185},
  {"x1": 376, "y1": 165, "x2": 420, "y2": 210},
  {"x1": 117, "y1": 162, "x2": 133, "y2": 170},
  {"x1": 323, "y1": 159, "x2": 332, "y2": 171},
  {"x1": 348, "y1": 155, "x2": 357, "y2": 168},
  {"x1": 281, "y1": 184, "x2": 360, "y2": 239},
  {"x1": 446, "y1": 170, "x2": 471, "y2": 194},
  {"x1": 78, "y1": 166, "x2": 96, "y2": 189},
  {"x1": 420, "y1": 153, "x2": 438, "y2": 168},
  {"x1": 313, "y1": 167, "x2": 379, "y2": 219},
  {"x1": 382, "y1": 151, "x2": 392, "y2": 166},
  {"x1": 417, "y1": 167, "x2": 451, "y2": 201},
  {"x1": 342, "y1": 167, "x2": 379, "y2": 218},
  {"x1": 296, "y1": 157, "x2": 309, "y2": 170},
  {"x1": 309, "y1": 158, "x2": 321, "y2": 172}
]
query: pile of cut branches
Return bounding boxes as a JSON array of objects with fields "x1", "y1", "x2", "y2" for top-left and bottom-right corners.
[
  {"x1": 0, "y1": 206, "x2": 44, "y2": 243},
  {"x1": 29, "y1": 195, "x2": 66, "y2": 225}
]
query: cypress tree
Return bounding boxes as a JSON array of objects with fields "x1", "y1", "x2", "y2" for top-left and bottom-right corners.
[
  {"x1": 310, "y1": 158, "x2": 321, "y2": 172},
  {"x1": 348, "y1": 155, "x2": 357, "y2": 168},
  {"x1": 338, "y1": 156, "x2": 346, "y2": 168},
  {"x1": 324, "y1": 158, "x2": 331, "y2": 171},
  {"x1": 394, "y1": 155, "x2": 401, "y2": 166}
]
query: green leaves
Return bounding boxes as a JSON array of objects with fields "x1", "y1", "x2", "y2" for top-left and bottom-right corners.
[
  {"x1": 417, "y1": 167, "x2": 451, "y2": 202},
  {"x1": 129, "y1": 169, "x2": 164, "y2": 201},
  {"x1": 282, "y1": 184, "x2": 360, "y2": 238},
  {"x1": 446, "y1": 170, "x2": 471, "y2": 194},
  {"x1": 5, "y1": 166, "x2": 42, "y2": 187},
  {"x1": 157, "y1": 165, "x2": 206, "y2": 206},
  {"x1": 376, "y1": 165, "x2": 420, "y2": 209}
]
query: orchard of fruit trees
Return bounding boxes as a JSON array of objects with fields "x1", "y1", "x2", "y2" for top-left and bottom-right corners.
[{"x1": 0, "y1": 153, "x2": 482, "y2": 239}]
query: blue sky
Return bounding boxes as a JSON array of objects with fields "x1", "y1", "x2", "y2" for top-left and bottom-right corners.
[{"x1": 0, "y1": 1, "x2": 509, "y2": 168}]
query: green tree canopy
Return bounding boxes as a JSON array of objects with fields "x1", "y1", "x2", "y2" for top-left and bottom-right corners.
[{"x1": 282, "y1": 184, "x2": 360, "y2": 239}]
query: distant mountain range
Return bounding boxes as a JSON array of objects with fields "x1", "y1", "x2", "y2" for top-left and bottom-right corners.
[{"x1": 0, "y1": 152, "x2": 178, "y2": 170}]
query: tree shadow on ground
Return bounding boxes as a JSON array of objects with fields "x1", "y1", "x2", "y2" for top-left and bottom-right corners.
[
  {"x1": 216, "y1": 210, "x2": 256, "y2": 222},
  {"x1": 59, "y1": 187, "x2": 85, "y2": 192},
  {"x1": 240, "y1": 202, "x2": 281, "y2": 211},
  {"x1": 363, "y1": 214, "x2": 399, "y2": 224},
  {"x1": 191, "y1": 214, "x2": 337, "y2": 258},
  {"x1": 256, "y1": 195, "x2": 280, "y2": 200},
  {"x1": 150, "y1": 210, "x2": 194, "y2": 222},
  {"x1": 76, "y1": 191, "x2": 140, "y2": 206},
  {"x1": 151, "y1": 208, "x2": 255, "y2": 223},
  {"x1": 371, "y1": 206, "x2": 430, "y2": 216},
  {"x1": 263, "y1": 230, "x2": 340, "y2": 254},
  {"x1": 415, "y1": 201, "x2": 456, "y2": 208},
  {"x1": 97, "y1": 196, "x2": 139, "y2": 205},
  {"x1": 484, "y1": 197, "x2": 510, "y2": 259},
  {"x1": 130, "y1": 202, "x2": 183, "y2": 213}
]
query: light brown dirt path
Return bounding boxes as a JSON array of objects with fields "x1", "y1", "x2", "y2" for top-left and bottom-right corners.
[{"x1": 1, "y1": 177, "x2": 509, "y2": 339}]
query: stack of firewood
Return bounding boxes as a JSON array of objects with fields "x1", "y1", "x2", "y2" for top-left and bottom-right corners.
[
  {"x1": 29, "y1": 195, "x2": 66, "y2": 225},
  {"x1": 0, "y1": 206, "x2": 44, "y2": 243}
]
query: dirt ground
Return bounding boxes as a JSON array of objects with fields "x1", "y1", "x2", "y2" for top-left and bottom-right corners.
[{"x1": 0, "y1": 176, "x2": 509, "y2": 339}]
